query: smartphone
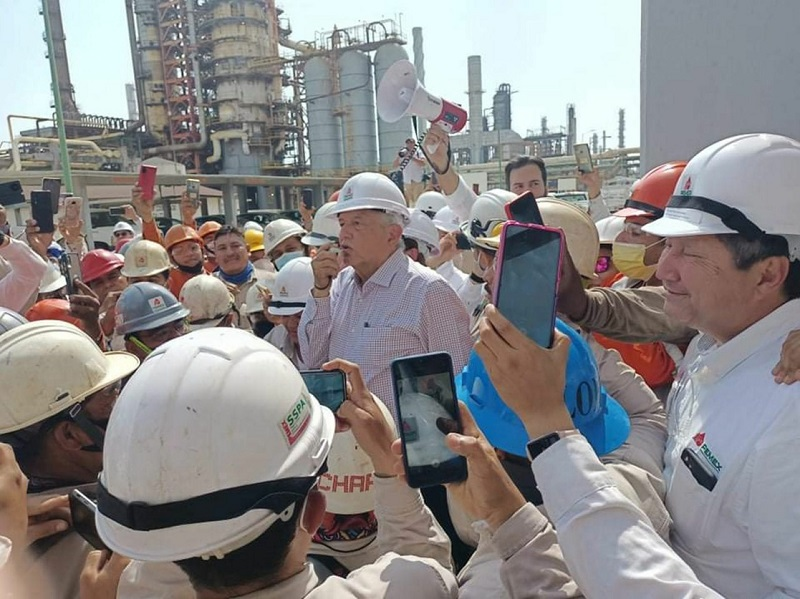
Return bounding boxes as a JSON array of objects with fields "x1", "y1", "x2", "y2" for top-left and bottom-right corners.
[
  {"x1": 64, "y1": 197, "x2": 83, "y2": 229},
  {"x1": 138, "y1": 165, "x2": 158, "y2": 201},
  {"x1": 108, "y1": 206, "x2": 126, "y2": 217},
  {"x1": 505, "y1": 191, "x2": 544, "y2": 225},
  {"x1": 42, "y1": 177, "x2": 61, "y2": 213},
  {"x1": 186, "y1": 178, "x2": 201, "y2": 209},
  {"x1": 681, "y1": 447, "x2": 718, "y2": 492},
  {"x1": 300, "y1": 369, "x2": 347, "y2": 412},
  {"x1": 455, "y1": 231, "x2": 472, "y2": 251},
  {"x1": 574, "y1": 143, "x2": 594, "y2": 174},
  {"x1": 69, "y1": 489, "x2": 108, "y2": 551},
  {"x1": 492, "y1": 222, "x2": 564, "y2": 348},
  {"x1": 391, "y1": 352, "x2": 467, "y2": 488},
  {"x1": 0, "y1": 181, "x2": 25, "y2": 206},
  {"x1": 301, "y1": 188, "x2": 314, "y2": 210},
  {"x1": 31, "y1": 190, "x2": 55, "y2": 233},
  {"x1": 59, "y1": 253, "x2": 76, "y2": 295}
]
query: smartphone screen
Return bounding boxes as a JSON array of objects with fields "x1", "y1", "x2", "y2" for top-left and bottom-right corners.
[
  {"x1": 391, "y1": 352, "x2": 467, "y2": 488},
  {"x1": 42, "y1": 178, "x2": 61, "y2": 213},
  {"x1": 574, "y1": 143, "x2": 594, "y2": 174},
  {"x1": 59, "y1": 254, "x2": 76, "y2": 295},
  {"x1": 108, "y1": 207, "x2": 127, "y2": 217},
  {"x1": 300, "y1": 369, "x2": 347, "y2": 412},
  {"x1": 138, "y1": 165, "x2": 157, "y2": 201},
  {"x1": 31, "y1": 190, "x2": 55, "y2": 233},
  {"x1": 505, "y1": 191, "x2": 544, "y2": 225},
  {"x1": 69, "y1": 490, "x2": 108, "y2": 551},
  {"x1": 301, "y1": 188, "x2": 314, "y2": 210},
  {"x1": 493, "y1": 223, "x2": 563, "y2": 348},
  {"x1": 186, "y1": 179, "x2": 201, "y2": 208}
]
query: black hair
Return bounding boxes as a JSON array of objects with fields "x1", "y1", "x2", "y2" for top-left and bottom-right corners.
[
  {"x1": 504, "y1": 156, "x2": 547, "y2": 189},
  {"x1": 718, "y1": 233, "x2": 800, "y2": 300},
  {"x1": 214, "y1": 225, "x2": 245, "y2": 242}
]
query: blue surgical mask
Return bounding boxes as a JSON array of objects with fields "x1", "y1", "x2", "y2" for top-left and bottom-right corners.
[{"x1": 274, "y1": 251, "x2": 304, "y2": 271}]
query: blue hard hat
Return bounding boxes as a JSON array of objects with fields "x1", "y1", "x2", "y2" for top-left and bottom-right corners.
[
  {"x1": 457, "y1": 318, "x2": 630, "y2": 457},
  {"x1": 115, "y1": 282, "x2": 189, "y2": 336}
]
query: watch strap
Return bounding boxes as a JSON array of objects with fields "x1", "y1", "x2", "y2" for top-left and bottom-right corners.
[{"x1": 526, "y1": 430, "x2": 579, "y2": 461}]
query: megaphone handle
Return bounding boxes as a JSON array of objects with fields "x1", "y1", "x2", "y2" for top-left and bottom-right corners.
[{"x1": 418, "y1": 133, "x2": 452, "y2": 176}]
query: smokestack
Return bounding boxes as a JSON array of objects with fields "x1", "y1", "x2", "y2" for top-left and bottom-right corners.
[
  {"x1": 467, "y1": 55, "x2": 483, "y2": 164},
  {"x1": 540, "y1": 116, "x2": 548, "y2": 136},
  {"x1": 566, "y1": 104, "x2": 576, "y2": 154},
  {"x1": 618, "y1": 108, "x2": 626, "y2": 148}
]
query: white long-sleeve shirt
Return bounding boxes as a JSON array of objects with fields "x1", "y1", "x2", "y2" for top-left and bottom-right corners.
[
  {"x1": 532, "y1": 298, "x2": 800, "y2": 599},
  {"x1": 0, "y1": 238, "x2": 47, "y2": 311}
]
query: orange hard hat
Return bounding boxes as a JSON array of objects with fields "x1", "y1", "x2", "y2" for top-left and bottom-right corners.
[
  {"x1": 197, "y1": 221, "x2": 222, "y2": 240},
  {"x1": 615, "y1": 161, "x2": 688, "y2": 219},
  {"x1": 81, "y1": 249, "x2": 125, "y2": 284},
  {"x1": 327, "y1": 190, "x2": 340, "y2": 203},
  {"x1": 26, "y1": 299, "x2": 85, "y2": 331},
  {"x1": 164, "y1": 225, "x2": 203, "y2": 251}
]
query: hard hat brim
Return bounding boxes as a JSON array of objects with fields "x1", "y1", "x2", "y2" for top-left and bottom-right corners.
[
  {"x1": 327, "y1": 201, "x2": 411, "y2": 225},
  {"x1": 267, "y1": 303, "x2": 305, "y2": 317},
  {"x1": 576, "y1": 391, "x2": 631, "y2": 456},
  {"x1": 300, "y1": 232, "x2": 337, "y2": 247},
  {"x1": 40, "y1": 275, "x2": 67, "y2": 294},
  {"x1": 614, "y1": 206, "x2": 656, "y2": 219},
  {"x1": 641, "y1": 207, "x2": 737, "y2": 238}
]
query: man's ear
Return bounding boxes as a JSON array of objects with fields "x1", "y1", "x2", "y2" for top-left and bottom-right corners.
[
  {"x1": 51, "y1": 420, "x2": 88, "y2": 451},
  {"x1": 299, "y1": 489, "x2": 326, "y2": 535}
]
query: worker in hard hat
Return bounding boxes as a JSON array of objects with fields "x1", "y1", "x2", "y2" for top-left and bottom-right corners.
[
  {"x1": 120, "y1": 239, "x2": 171, "y2": 287},
  {"x1": 0, "y1": 221, "x2": 48, "y2": 313},
  {"x1": 301, "y1": 172, "x2": 472, "y2": 422},
  {"x1": 265, "y1": 257, "x2": 314, "y2": 367},
  {"x1": 593, "y1": 215, "x2": 625, "y2": 286},
  {"x1": 244, "y1": 228, "x2": 266, "y2": 263},
  {"x1": 481, "y1": 133, "x2": 800, "y2": 597},
  {"x1": 0, "y1": 320, "x2": 139, "y2": 598},
  {"x1": 114, "y1": 282, "x2": 190, "y2": 359},
  {"x1": 212, "y1": 225, "x2": 259, "y2": 330},
  {"x1": 90, "y1": 331, "x2": 458, "y2": 598},
  {"x1": 393, "y1": 137, "x2": 427, "y2": 206},
  {"x1": 244, "y1": 280, "x2": 279, "y2": 338},
  {"x1": 179, "y1": 275, "x2": 238, "y2": 331},
  {"x1": 36, "y1": 262, "x2": 68, "y2": 301},
  {"x1": 161, "y1": 224, "x2": 209, "y2": 297},
  {"x1": 402, "y1": 210, "x2": 441, "y2": 267},
  {"x1": 425, "y1": 205, "x2": 469, "y2": 294},
  {"x1": 80, "y1": 249, "x2": 129, "y2": 346},
  {"x1": 301, "y1": 201, "x2": 341, "y2": 254},
  {"x1": 264, "y1": 218, "x2": 310, "y2": 270},
  {"x1": 415, "y1": 190, "x2": 447, "y2": 220},
  {"x1": 197, "y1": 220, "x2": 222, "y2": 271},
  {"x1": 112, "y1": 221, "x2": 136, "y2": 248}
]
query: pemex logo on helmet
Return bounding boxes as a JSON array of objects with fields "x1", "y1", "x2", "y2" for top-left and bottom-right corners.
[{"x1": 680, "y1": 176, "x2": 693, "y2": 196}]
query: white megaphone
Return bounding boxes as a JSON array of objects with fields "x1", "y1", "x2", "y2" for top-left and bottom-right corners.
[{"x1": 377, "y1": 60, "x2": 468, "y2": 134}]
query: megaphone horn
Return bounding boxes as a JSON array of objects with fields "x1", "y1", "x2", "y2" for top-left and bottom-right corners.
[{"x1": 377, "y1": 60, "x2": 468, "y2": 134}]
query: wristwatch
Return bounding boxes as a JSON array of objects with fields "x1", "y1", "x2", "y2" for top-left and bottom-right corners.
[{"x1": 526, "y1": 429, "x2": 580, "y2": 461}]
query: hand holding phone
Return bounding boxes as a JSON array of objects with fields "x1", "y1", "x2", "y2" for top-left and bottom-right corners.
[
  {"x1": 31, "y1": 190, "x2": 55, "y2": 234},
  {"x1": 64, "y1": 197, "x2": 83, "y2": 229},
  {"x1": 186, "y1": 179, "x2": 201, "y2": 209},
  {"x1": 137, "y1": 165, "x2": 158, "y2": 202},
  {"x1": 574, "y1": 143, "x2": 594, "y2": 174},
  {"x1": 69, "y1": 489, "x2": 108, "y2": 551},
  {"x1": 300, "y1": 369, "x2": 347, "y2": 412}
]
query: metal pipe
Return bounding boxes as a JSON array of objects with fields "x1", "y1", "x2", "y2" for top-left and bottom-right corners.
[
  {"x1": 124, "y1": 0, "x2": 145, "y2": 133},
  {"x1": 207, "y1": 130, "x2": 251, "y2": 164},
  {"x1": 41, "y1": 0, "x2": 73, "y2": 193},
  {"x1": 144, "y1": 0, "x2": 208, "y2": 157}
]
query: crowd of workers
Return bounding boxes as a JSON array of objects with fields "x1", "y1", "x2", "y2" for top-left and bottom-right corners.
[{"x1": 0, "y1": 128, "x2": 799, "y2": 598}]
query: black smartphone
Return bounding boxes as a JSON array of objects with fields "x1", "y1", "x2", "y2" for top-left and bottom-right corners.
[
  {"x1": 391, "y1": 352, "x2": 467, "y2": 488},
  {"x1": 108, "y1": 207, "x2": 126, "y2": 217},
  {"x1": 31, "y1": 190, "x2": 55, "y2": 233},
  {"x1": 0, "y1": 181, "x2": 25, "y2": 206},
  {"x1": 69, "y1": 489, "x2": 108, "y2": 551},
  {"x1": 59, "y1": 253, "x2": 76, "y2": 295},
  {"x1": 505, "y1": 191, "x2": 544, "y2": 225},
  {"x1": 301, "y1": 188, "x2": 314, "y2": 210},
  {"x1": 42, "y1": 178, "x2": 61, "y2": 213},
  {"x1": 492, "y1": 222, "x2": 564, "y2": 348},
  {"x1": 300, "y1": 369, "x2": 347, "y2": 412},
  {"x1": 454, "y1": 231, "x2": 472, "y2": 250},
  {"x1": 680, "y1": 447, "x2": 718, "y2": 492}
]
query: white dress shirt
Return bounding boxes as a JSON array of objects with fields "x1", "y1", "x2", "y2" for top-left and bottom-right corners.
[{"x1": 299, "y1": 250, "x2": 472, "y2": 420}]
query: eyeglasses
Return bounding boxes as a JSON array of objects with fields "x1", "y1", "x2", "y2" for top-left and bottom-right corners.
[
  {"x1": 135, "y1": 319, "x2": 187, "y2": 347},
  {"x1": 595, "y1": 255, "x2": 611, "y2": 274}
]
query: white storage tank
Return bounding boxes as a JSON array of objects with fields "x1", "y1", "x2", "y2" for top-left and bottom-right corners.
[
  {"x1": 374, "y1": 44, "x2": 414, "y2": 167},
  {"x1": 339, "y1": 50, "x2": 379, "y2": 170},
  {"x1": 305, "y1": 56, "x2": 344, "y2": 173}
]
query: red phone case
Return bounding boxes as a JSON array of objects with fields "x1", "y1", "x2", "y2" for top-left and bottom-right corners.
[
  {"x1": 491, "y1": 221, "x2": 564, "y2": 346},
  {"x1": 138, "y1": 166, "x2": 157, "y2": 201}
]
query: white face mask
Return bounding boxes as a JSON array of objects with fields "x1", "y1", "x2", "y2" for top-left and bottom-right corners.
[{"x1": 274, "y1": 251, "x2": 304, "y2": 271}]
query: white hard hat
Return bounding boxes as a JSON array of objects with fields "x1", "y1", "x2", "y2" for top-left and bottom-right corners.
[
  {"x1": 538, "y1": 198, "x2": 600, "y2": 279},
  {"x1": 0, "y1": 321, "x2": 139, "y2": 434},
  {"x1": 0, "y1": 308, "x2": 27, "y2": 337},
  {"x1": 595, "y1": 215, "x2": 625, "y2": 245},
  {"x1": 398, "y1": 392, "x2": 459, "y2": 469},
  {"x1": 179, "y1": 276, "x2": 234, "y2": 330},
  {"x1": 415, "y1": 191, "x2": 447, "y2": 216},
  {"x1": 120, "y1": 240, "x2": 170, "y2": 278},
  {"x1": 463, "y1": 189, "x2": 516, "y2": 249},
  {"x1": 244, "y1": 282, "x2": 270, "y2": 315},
  {"x1": 327, "y1": 173, "x2": 410, "y2": 225},
  {"x1": 432, "y1": 206, "x2": 461, "y2": 234},
  {"x1": 39, "y1": 263, "x2": 67, "y2": 294},
  {"x1": 113, "y1": 221, "x2": 135, "y2": 235},
  {"x1": 301, "y1": 202, "x2": 341, "y2": 247},
  {"x1": 642, "y1": 133, "x2": 800, "y2": 259},
  {"x1": 263, "y1": 219, "x2": 306, "y2": 256},
  {"x1": 268, "y1": 257, "x2": 313, "y2": 316},
  {"x1": 95, "y1": 329, "x2": 335, "y2": 562},
  {"x1": 403, "y1": 210, "x2": 441, "y2": 256},
  {"x1": 242, "y1": 221, "x2": 263, "y2": 233}
]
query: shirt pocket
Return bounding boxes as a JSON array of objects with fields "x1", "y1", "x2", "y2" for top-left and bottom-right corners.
[{"x1": 665, "y1": 449, "x2": 716, "y2": 553}]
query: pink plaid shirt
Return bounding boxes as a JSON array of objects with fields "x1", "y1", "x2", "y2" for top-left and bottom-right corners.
[{"x1": 299, "y1": 250, "x2": 473, "y2": 421}]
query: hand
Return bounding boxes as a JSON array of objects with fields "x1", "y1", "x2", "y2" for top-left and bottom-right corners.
[
  {"x1": 131, "y1": 185, "x2": 154, "y2": 222},
  {"x1": 326, "y1": 359, "x2": 398, "y2": 475},
  {"x1": 555, "y1": 246, "x2": 588, "y2": 320},
  {"x1": 423, "y1": 125, "x2": 451, "y2": 172},
  {"x1": 475, "y1": 305, "x2": 574, "y2": 438},
  {"x1": 427, "y1": 232, "x2": 459, "y2": 270},
  {"x1": 79, "y1": 551, "x2": 131, "y2": 599},
  {"x1": 0, "y1": 444, "x2": 28, "y2": 553},
  {"x1": 121, "y1": 204, "x2": 138, "y2": 222},
  {"x1": 577, "y1": 168, "x2": 602, "y2": 200},
  {"x1": 773, "y1": 329, "x2": 800, "y2": 384},
  {"x1": 179, "y1": 191, "x2": 197, "y2": 224},
  {"x1": 299, "y1": 201, "x2": 315, "y2": 230},
  {"x1": 311, "y1": 249, "x2": 339, "y2": 293},
  {"x1": 26, "y1": 495, "x2": 70, "y2": 545},
  {"x1": 439, "y1": 404, "x2": 526, "y2": 531},
  {"x1": 69, "y1": 280, "x2": 103, "y2": 342},
  {"x1": 59, "y1": 217, "x2": 85, "y2": 244},
  {"x1": 25, "y1": 219, "x2": 54, "y2": 259}
]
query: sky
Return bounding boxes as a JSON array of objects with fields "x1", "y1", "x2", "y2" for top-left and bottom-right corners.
[{"x1": 0, "y1": 0, "x2": 641, "y2": 148}]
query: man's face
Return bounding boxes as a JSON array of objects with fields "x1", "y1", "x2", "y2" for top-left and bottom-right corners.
[
  {"x1": 657, "y1": 235, "x2": 765, "y2": 341},
  {"x1": 203, "y1": 235, "x2": 216, "y2": 256},
  {"x1": 113, "y1": 230, "x2": 134, "y2": 244},
  {"x1": 126, "y1": 319, "x2": 186, "y2": 359},
  {"x1": 616, "y1": 216, "x2": 664, "y2": 265},
  {"x1": 170, "y1": 240, "x2": 204, "y2": 268},
  {"x1": 88, "y1": 267, "x2": 127, "y2": 303},
  {"x1": 338, "y1": 210, "x2": 400, "y2": 272},
  {"x1": 282, "y1": 312, "x2": 302, "y2": 344},
  {"x1": 268, "y1": 236, "x2": 304, "y2": 262},
  {"x1": 509, "y1": 164, "x2": 546, "y2": 198},
  {"x1": 214, "y1": 233, "x2": 250, "y2": 275}
]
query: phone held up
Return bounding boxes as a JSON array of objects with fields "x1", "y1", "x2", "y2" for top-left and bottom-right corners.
[
  {"x1": 138, "y1": 165, "x2": 158, "y2": 201},
  {"x1": 391, "y1": 352, "x2": 467, "y2": 488},
  {"x1": 186, "y1": 178, "x2": 201, "y2": 209},
  {"x1": 505, "y1": 191, "x2": 544, "y2": 226},
  {"x1": 30, "y1": 190, "x2": 55, "y2": 234},
  {"x1": 492, "y1": 221, "x2": 564, "y2": 348},
  {"x1": 300, "y1": 369, "x2": 347, "y2": 413},
  {"x1": 574, "y1": 143, "x2": 594, "y2": 174},
  {"x1": 69, "y1": 489, "x2": 108, "y2": 551},
  {"x1": 301, "y1": 188, "x2": 314, "y2": 210}
]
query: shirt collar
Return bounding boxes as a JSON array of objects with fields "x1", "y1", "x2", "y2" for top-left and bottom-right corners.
[
  {"x1": 361, "y1": 249, "x2": 408, "y2": 289},
  {"x1": 236, "y1": 564, "x2": 319, "y2": 598},
  {"x1": 697, "y1": 299, "x2": 800, "y2": 383}
]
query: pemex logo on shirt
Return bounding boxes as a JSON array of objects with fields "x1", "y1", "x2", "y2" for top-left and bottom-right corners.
[{"x1": 693, "y1": 432, "x2": 722, "y2": 473}]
